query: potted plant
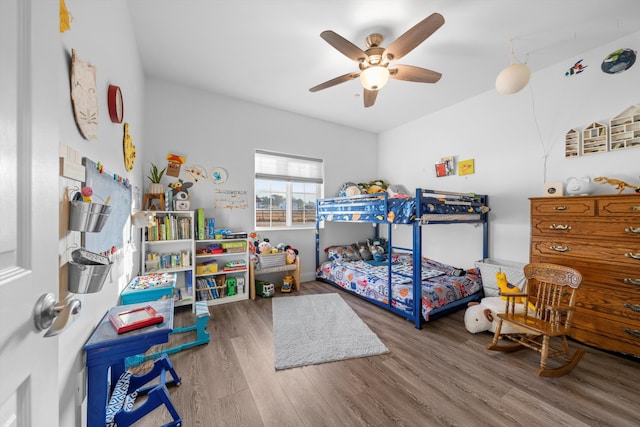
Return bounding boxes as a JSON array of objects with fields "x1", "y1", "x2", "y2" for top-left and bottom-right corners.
[{"x1": 147, "y1": 162, "x2": 166, "y2": 194}]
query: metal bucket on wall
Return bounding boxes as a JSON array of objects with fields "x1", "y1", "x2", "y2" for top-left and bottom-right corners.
[
  {"x1": 68, "y1": 261, "x2": 112, "y2": 294},
  {"x1": 68, "y1": 201, "x2": 112, "y2": 232}
]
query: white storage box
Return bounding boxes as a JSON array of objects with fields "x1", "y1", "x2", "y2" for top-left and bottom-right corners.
[
  {"x1": 474, "y1": 258, "x2": 526, "y2": 297},
  {"x1": 258, "y1": 252, "x2": 286, "y2": 268}
]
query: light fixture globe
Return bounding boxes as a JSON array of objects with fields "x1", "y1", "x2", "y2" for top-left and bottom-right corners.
[
  {"x1": 360, "y1": 66, "x2": 390, "y2": 91},
  {"x1": 495, "y1": 63, "x2": 530, "y2": 95}
]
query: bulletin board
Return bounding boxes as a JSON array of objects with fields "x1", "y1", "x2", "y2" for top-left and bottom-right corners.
[{"x1": 82, "y1": 158, "x2": 132, "y2": 254}]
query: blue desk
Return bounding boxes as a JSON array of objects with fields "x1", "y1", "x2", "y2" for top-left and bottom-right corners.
[{"x1": 84, "y1": 299, "x2": 174, "y2": 427}]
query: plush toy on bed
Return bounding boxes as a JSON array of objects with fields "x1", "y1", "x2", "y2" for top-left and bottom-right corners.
[
  {"x1": 358, "y1": 180, "x2": 389, "y2": 194},
  {"x1": 337, "y1": 182, "x2": 361, "y2": 197}
]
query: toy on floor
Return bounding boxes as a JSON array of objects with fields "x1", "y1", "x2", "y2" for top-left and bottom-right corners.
[
  {"x1": 281, "y1": 276, "x2": 294, "y2": 293},
  {"x1": 464, "y1": 297, "x2": 525, "y2": 334}
]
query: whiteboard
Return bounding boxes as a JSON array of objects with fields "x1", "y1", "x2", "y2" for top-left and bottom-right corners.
[{"x1": 82, "y1": 158, "x2": 132, "y2": 254}]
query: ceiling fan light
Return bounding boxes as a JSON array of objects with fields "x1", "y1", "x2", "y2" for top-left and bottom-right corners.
[
  {"x1": 360, "y1": 66, "x2": 390, "y2": 91},
  {"x1": 495, "y1": 63, "x2": 530, "y2": 95}
]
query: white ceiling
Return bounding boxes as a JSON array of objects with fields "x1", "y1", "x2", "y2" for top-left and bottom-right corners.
[{"x1": 128, "y1": 0, "x2": 640, "y2": 133}]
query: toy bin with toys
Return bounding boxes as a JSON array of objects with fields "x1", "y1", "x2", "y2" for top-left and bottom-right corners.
[{"x1": 474, "y1": 258, "x2": 526, "y2": 297}]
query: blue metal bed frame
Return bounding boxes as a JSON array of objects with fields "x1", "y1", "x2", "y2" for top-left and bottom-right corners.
[{"x1": 315, "y1": 188, "x2": 489, "y2": 329}]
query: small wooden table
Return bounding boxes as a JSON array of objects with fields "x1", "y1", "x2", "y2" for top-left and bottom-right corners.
[
  {"x1": 249, "y1": 258, "x2": 300, "y2": 300},
  {"x1": 84, "y1": 299, "x2": 174, "y2": 427}
]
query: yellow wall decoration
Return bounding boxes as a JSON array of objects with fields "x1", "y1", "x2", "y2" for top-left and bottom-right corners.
[
  {"x1": 123, "y1": 123, "x2": 136, "y2": 172},
  {"x1": 458, "y1": 159, "x2": 475, "y2": 176},
  {"x1": 60, "y1": 0, "x2": 73, "y2": 33}
]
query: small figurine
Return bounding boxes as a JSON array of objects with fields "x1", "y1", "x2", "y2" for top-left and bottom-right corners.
[{"x1": 594, "y1": 176, "x2": 640, "y2": 194}]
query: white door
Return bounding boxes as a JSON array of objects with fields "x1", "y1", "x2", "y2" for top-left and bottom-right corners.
[{"x1": 0, "y1": 0, "x2": 60, "y2": 425}]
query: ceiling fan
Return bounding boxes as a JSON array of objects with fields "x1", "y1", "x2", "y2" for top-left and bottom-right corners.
[{"x1": 309, "y1": 13, "x2": 445, "y2": 108}]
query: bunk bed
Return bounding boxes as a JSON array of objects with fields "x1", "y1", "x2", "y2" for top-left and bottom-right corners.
[{"x1": 315, "y1": 188, "x2": 489, "y2": 329}]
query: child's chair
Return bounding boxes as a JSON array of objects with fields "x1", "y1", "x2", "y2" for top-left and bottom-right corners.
[{"x1": 487, "y1": 262, "x2": 585, "y2": 377}]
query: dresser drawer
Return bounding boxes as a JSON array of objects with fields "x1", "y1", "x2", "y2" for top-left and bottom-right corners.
[
  {"x1": 530, "y1": 237, "x2": 640, "y2": 268},
  {"x1": 531, "y1": 217, "x2": 640, "y2": 241},
  {"x1": 571, "y1": 311, "x2": 640, "y2": 356},
  {"x1": 531, "y1": 198, "x2": 595, "y2": 216},
  {"x1": 598, "y1": 198, "x2": 640, "y2": 217},
  {"x1": 576, "y1": 287, "x2": 640, "y2": 323}
]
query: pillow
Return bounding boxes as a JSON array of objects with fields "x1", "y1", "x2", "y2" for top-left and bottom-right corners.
[{"x1": 325, "y1": 245, "x2": 361, "y2": 262}]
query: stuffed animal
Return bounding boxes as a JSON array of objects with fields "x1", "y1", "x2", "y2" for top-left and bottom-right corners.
[
  {"x1": 464, "y1": 297, "x2": 524, "y2": 334},
  {"x1": 284, "y1": 245, "x2": 298, "y2": 264},
  {"x1": 254, "y1": 238, "x2": 272, "y2": 254},
  {"x1": 496, "y1": 271, "x2": 524, "y2": 303},
  {"x1": 497, "y1": 271, "x2": 536, "y2": 311}
]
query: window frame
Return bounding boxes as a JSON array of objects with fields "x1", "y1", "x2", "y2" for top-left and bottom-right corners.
[{"x1": 254, "y1": 150, "x2": 324, "y2": 231}]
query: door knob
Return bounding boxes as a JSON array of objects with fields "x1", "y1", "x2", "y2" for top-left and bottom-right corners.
[{"x1": 34, "y1": 293, "x2": 82, "y2": 337}]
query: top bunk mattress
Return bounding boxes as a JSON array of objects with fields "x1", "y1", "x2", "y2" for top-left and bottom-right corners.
[{"x1": 316, "y1": 189, "x2": 489, "y2": 224}]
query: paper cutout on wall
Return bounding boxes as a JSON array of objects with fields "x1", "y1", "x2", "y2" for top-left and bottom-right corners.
[
  {"x1": 166, "y1": 153, "x2": 186, "y2": 177},
  {"x1": 70, "y1": 49, "x2": 98, "y2": 140},
  {"x1": 60, "y1": 0, "x2": 73, "y2": 32}
]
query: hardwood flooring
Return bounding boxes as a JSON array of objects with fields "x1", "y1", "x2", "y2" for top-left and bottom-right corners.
[{"x1": 134, "y1": 281, "x2": 640, "y2": 426}]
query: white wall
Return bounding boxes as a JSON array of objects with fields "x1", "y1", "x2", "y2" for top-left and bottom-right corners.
[
  {"x1": 58, "y1": 1, "x2": 146, "y2": 426},
  {"x1": 379, "y1": 31, "x2": 640, "y2": 267},
  {"x1": 143, "y1": 77, "x2": 378, "y2": 281}
]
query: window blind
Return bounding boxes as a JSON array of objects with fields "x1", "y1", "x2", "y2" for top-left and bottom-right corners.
[{"x1": 255, "y1": 150, "x2": 323, "y2": 184}]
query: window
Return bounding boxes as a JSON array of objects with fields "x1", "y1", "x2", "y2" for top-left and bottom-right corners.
[{"x1": 255, "y1": 150, "x2": 323, "y2": 229}]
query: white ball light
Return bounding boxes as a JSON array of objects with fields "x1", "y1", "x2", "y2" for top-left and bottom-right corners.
[
  {"x1": 495, "y1": 63, "x2": 531, "y2": 95},
  {"x1": 360, "y1": 66, "x2": 390, "y2": 91}
]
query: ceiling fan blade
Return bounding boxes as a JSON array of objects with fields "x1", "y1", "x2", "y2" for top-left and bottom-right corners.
[
  {"x1": 363, "y1": 88, "x2": 378, "y2": 108},
  {"x1": 309, "y1": 72, "x2": 360, "y2": 92},
  {"x1": 389, "y1": 65, "x2": 442, "y2": 83},
  {"x1": 383, "y1": 13, "x2": 445, "y2": 62},
  {"x1": 320, "y1": 30, "x2": 368, "y2": 63}
]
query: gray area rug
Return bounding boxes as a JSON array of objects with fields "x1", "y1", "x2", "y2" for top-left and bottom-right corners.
[{"x1": 272, "y1": 293, "x2": 389, "y2": 370}]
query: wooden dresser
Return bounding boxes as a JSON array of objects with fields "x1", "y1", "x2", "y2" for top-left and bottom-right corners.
[{"x1": 530, "y1": 195, "x2": 640, "y2": 357}]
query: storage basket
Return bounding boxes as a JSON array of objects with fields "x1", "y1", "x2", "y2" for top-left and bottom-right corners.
[
  {"x1": 68, "y1": 201, "x2": 112, "y2": 232},
  {"x1": 474, "y1": 258, "x2": 526, "y2": 297},
  {"x1": 258, "y1": 252, "x2": 285, "y2": 268},
  {"x1": 68, "y1": 260, "x2": 112, "y2": 294}
]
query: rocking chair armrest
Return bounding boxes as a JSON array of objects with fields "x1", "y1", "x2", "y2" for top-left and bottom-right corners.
[{"x1": 498, "y1": 292, "x2": 527, "y2": 298}]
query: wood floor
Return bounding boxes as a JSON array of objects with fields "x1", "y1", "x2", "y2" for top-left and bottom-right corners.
[{"x1": 135, "y1": 281, "x2": 640, "y2": 426}]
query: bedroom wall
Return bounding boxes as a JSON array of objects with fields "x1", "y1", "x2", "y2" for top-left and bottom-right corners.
[
  {"x1": 58, "y1": 1, "x2": 146, "y2": 426},
  {"x1": 379, "y1": 31, "x2": 640, "y2": 268},
  {"x1": 142, "y1": 77, "x2": 378, "y2": 282}
]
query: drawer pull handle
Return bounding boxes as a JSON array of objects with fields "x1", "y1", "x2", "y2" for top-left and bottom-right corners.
[
  {"x1": 550, "y1": 224, "x2": 571, "y2": 230},
  {"x1": 625, "y1": 226, "x2": 640, "y2": 234},
  {"x1": 623, "y1": 328, "x2": 640, "y2": 339},
  {"x1": 553, "y1": 206, "x2": 568, "y2": 211},
  {"x1": 624, "y1": 303, "x2": 640, "y2": 312},
  {"x1": 624, "y1": 252, "x2": 640, "y2": 260},
  {"x1": 550, "y1": 245, "x2": 570, "y2": 252},
  {"x1": 631, "y1": 206, "x2": 640, "y2": 211},
  {"x1": 624, "y1": 278, "x2": 640, "y2": 286}
]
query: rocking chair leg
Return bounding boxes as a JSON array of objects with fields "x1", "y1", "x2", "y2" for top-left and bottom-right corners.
[{"x1": 537, "y1": 349, "x2": 585, "y2": 377}]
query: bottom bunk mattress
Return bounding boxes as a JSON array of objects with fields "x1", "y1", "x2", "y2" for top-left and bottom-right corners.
[{"x1": 316, "y1": 254, "x2": 482, "y2": 321}]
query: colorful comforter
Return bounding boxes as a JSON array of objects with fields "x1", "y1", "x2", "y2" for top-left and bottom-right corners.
[{"x1": 316, "y1": 254, "x2": 482, "y2": 321}]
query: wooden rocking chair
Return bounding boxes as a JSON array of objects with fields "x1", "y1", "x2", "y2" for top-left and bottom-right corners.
[{"x1": 487, "y1": 263, "x2": 585, "y2": 377}]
